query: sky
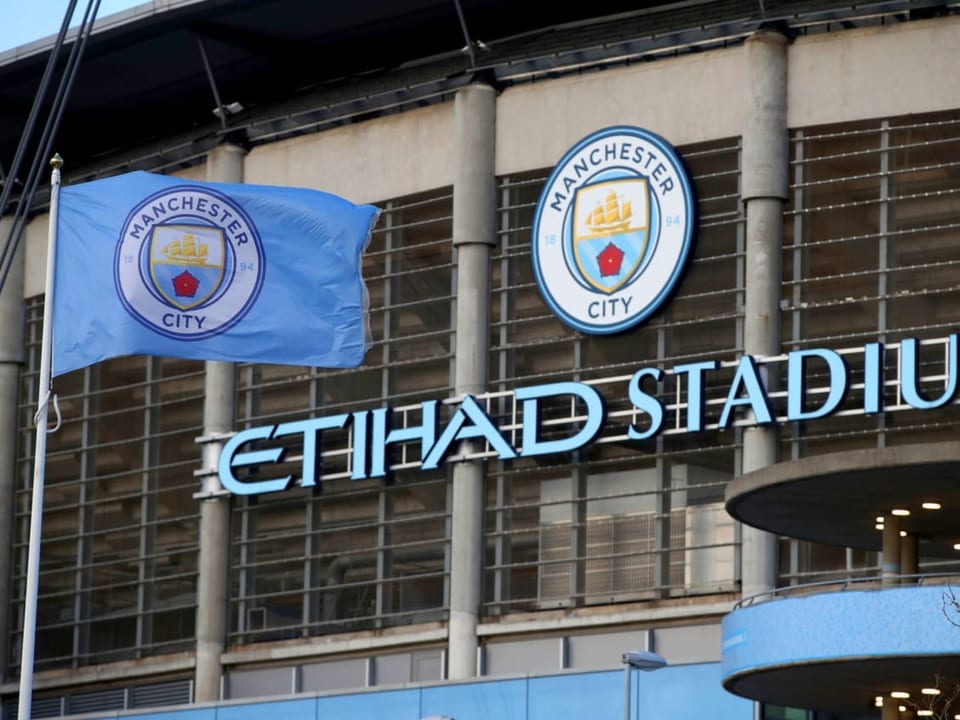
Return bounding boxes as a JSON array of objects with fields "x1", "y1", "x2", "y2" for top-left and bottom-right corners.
[{"x1": 0, "y1": 0, "x2": 147, "y2": 54}]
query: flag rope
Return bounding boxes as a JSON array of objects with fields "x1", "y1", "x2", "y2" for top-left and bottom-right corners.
[{"x1": 32, "y1": 391, "x2": 61, "y2": 434}]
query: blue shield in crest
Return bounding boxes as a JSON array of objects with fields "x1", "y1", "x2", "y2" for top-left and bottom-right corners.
[
  {"x1": 149, "y1": 224, "x2": 225, "y2": 310},
  {"x1": 571, "y1": 178, "x2": 649, "y2": 294}
]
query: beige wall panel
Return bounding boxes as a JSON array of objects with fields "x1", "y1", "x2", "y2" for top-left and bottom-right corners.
[
  {"x1": 173, "y1": 163, "x2": 207, "y2": 182},
  {"x1": 24, "y1": 215, "x2": 48, "y2": 299},
  {"x1": 245, "y1": 103, "x2": 455, "y2": 204},
  {"x1": 789, "y1": 16, "x2": 960, "y2": 128},
  {"x1": 495, "y1": 47, "x2": 744, "y2": 175}
]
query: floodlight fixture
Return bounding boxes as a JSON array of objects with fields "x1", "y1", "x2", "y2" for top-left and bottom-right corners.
[
  {"x1": 621, "y1": 650, "x2": 668, "y2": 671},
  {"x1": 622, "y1": 649, "x2": 667, "y2": 720}
]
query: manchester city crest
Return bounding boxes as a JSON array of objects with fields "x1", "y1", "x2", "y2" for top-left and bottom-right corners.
[
  {"x1": 531, "y1": 126, "x2": 696, "y2": 334},
  {"x1": 148, "y1": 224, "x2": 225, "y2": 311},
  {"x1": 115, "y1": 185, "x2": 264, "y2": 340}
]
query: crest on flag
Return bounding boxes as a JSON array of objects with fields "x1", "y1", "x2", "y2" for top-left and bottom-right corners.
[
  {"x1": 148, "y1": 225, "x2": 226, "y2": 310},
  {"x1": 115, "y1": 185, "x2": 264, "y2": 340}
]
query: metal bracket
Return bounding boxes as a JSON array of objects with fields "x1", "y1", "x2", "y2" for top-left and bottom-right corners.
[
  {"x1": 195, "y1": 430, "x2": 235, "y2": 444},
  {"x1": 194, "y1": 431, "x2": 234, "y2": 499},
  {"x1": 452, "y1": 0, "x2": 483, "y2": 68},
  {"x1": 192, "y1": 487, "x2": 231, "y2": 501},
  {"x1": 197, "y1": 37, "x2": 229, "y2": 129}
]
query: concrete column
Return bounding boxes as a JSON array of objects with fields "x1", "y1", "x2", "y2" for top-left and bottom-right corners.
[
  {"x1": 900, "y1": 538, "x2": 917, "y2": 582},
  {"x1": 447, "y1": 83, "x2": 496, "y2": 680},
  {"x1": 882, "y1": 516, "x2": 901, "y2": 587},
  {"x1": 194, "y1": 144, "x2": 245, "y2": 702},
  {"x1": 740, "y1": 30, "x2": 789, "y2": 599},
  {"x1": 900, "y1": 532, "x2": 917, "y2": 583},
  {"x1": 0, "y1": 217, "x2": 24, "y2": 678},
  {"x1": 882, "y1": 696, "x2": 900, "y2": 720}
]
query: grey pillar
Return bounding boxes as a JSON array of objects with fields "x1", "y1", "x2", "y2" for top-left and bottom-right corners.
[
  {"x1": 882, "y1": 516, "x2": 901, "y2": 587},
  {"x1": 740, "y1": 30, "x2": 788, "y2": 599},
  {"x1": 881, "y1": 696, "x2": 899, "y2": 720},
  {"x1": 194, "y1": 144, "x2": 245, "y2": 702},
  {"x1": 0, "y1": 217, "x2": 24, "y2": 678},
  {"x1": 900, "y1": 531, "x2": 918, "y2": 582},
  {"x1": 447, "y1": 83, "x2": 496, "y2": 679}
]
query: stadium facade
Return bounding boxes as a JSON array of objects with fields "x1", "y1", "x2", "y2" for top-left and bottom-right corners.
[{"x1": 0, "y1": 1, "x2": 959, "y2": 718}]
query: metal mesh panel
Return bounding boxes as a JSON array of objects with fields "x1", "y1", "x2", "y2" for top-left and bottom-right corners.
[
  {"x1": 228, "y1": 188, "x2": 453, "y2": 644},
  {"x1": 129, "y1": 679, "x2": 193, "y2": 708},
  {"x1": 485, "y1": 138, "x2": 744, "y2": 613},
  {"x1": 12, "y1": 301, "x2": 201, "y2": 672},
  {"x1": 2, "y1": 678, "x2": 193, "y2": 719},
  {"x1": 67, "y1": 688, "x2": 125, "y2": 714},
  {"x1": 2, "y1": 696, "x2": 62, "y2": 719},
  {"x1": 584, "y1": 513, "x2": 656, "y2": 600},
  {"x1": 784, "y1": 112, "x2": 960, "y2": 450}
]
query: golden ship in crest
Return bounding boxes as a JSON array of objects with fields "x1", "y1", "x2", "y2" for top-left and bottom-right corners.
[
  {"x1": 161, "y1": 233, "x2": 209, "y2": 265},
  {"x1": 585, "y1": 190, "x2": 632, "y2": 234}
]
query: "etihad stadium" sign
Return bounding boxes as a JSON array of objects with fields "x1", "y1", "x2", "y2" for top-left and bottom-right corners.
[{"x1": 218, "y1": 338, "x2": 958, "y2": 495}]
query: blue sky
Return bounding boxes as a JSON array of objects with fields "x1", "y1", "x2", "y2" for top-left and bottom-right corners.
[{"x1": 1, "y1": 0, "x2": 146, "y2": 54}]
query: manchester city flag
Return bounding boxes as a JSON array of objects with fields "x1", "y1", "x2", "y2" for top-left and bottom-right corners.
[{"x1": 52, "y1": 171, "x2": 379, "y2": 376}]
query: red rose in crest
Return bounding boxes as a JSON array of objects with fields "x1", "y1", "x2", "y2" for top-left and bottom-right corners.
[
  {"x1": 597, "y1": 242, "x2": 625, "y2": 277},
  {"x1": 173, "y1": 270, "x2": 200, "y2": 298}
]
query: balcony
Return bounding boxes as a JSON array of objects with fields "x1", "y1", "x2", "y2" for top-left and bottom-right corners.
[
  {"x1": 722, "y1": 442, "x2": 960, "y2": 715},
  {"x1": 721, "y1": 574, "x2": 960, "y2": 715}
]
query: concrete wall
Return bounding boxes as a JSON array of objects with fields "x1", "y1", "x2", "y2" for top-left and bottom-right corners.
[
  {"x1": 495, "y1": 46, "x2": 744, "y2": 176},
  {"x1": 23, "y1": 217, "x2": 48, "y2": 299},
  {"x1": 788, "y1": 14, "x2": 960, "y2": 127},
  {"x1": 244, "y1": 103, "x2": 455, "y2": 205},
  {"x1": 483, "y1": 624, "x2": 722, "y2": 677}
]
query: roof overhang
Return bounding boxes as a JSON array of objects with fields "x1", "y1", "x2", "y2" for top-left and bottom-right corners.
[{"x1": 726, "y1": 442, "x2": 960, "y2": 556}]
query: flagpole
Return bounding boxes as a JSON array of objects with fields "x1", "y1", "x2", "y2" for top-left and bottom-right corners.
[{"x1": 18, "y1": 153, "x2": 63, "y2": 720}]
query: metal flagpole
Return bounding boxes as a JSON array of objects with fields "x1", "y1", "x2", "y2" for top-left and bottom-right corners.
[{"x1": 17, "y1": 154, "x2": 64, "y2": 720}]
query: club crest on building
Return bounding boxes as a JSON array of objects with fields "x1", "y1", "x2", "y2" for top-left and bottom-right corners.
[
  {"x1": 531, "y1": 126, "x2": 696, "y2": 334},
  {"x1": 115, "y1": 185, "x2": 265, "y2": 340}
]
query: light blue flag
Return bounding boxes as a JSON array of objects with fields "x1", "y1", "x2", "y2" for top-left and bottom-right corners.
[{"x1": 53, "y1": 171, "x2": 379, "y2": 376}]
